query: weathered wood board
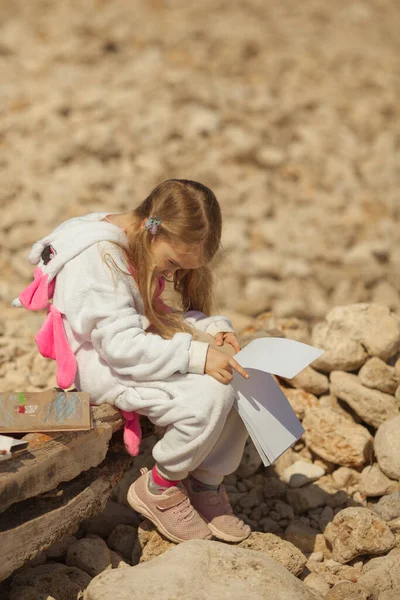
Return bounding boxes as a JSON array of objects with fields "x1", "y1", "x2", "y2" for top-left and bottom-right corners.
[
  {"x1": 0, "y1": 404, "x2": 124, "y2": 513},
  {"x1": 0, "y1": 437, "x2": 132, "y2": 582}
]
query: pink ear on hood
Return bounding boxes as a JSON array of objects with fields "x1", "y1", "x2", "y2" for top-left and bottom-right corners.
[
  {"x1": 19, "y1": 268, "x2": 56, "y2": 310},
  {"x1": 35, "y1": 304, "x2": 77, "y2": 389}
]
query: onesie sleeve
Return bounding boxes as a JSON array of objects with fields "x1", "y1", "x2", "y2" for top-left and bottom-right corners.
[
  {"x1": 184, "y1": 310, "x2": 235, "y2": 337},
  {"x1": 60, "y1": 243, "x2": 209, "y2": 380}
]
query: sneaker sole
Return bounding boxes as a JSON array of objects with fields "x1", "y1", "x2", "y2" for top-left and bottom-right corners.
[
  {"x1": 207, "y1": 521, "x2": 251, "y2": 543},
  {"x1": 127, "y1": 484, "x2": 212, "y2": 544}
]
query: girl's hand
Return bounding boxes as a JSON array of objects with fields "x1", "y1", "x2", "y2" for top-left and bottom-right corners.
[
  {"x1": 205, "y1": 346, "x2": 249, "y2": 385},
  {"x1": 214, "y1": 331, "x2": 241, "y2": 354}
]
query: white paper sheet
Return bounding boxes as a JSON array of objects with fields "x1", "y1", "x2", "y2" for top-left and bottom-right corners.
[
  {"x1": 233, "y1": 337, "x2": 324, "y2": 379},
  {"x1": 230, "y1": 337, "x2": 324, "y2": 466}
]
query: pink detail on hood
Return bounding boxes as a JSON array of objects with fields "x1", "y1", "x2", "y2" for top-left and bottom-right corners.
[
  {"x1": 35, "y1": 304, "x2": 77, "y2": 389},
  {"x1": 120, "y1": 410, "x2": 142, "y2": 457},
  {"x1": 19, "y1": 267, "x2": 56, "y2": 310}
]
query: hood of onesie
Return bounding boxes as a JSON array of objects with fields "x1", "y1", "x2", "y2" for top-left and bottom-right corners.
[{"x1": 12, "y1": 212, "x2": 128, "y2": 310}]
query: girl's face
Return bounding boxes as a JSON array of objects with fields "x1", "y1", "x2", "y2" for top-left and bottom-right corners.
[{"x1": 150, "y1": 237, "x2": 204, "y2": 279}]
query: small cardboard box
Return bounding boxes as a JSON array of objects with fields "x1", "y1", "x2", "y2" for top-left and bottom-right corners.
[{"x1": 0, "y1": 389, "x2": 92, "y2": 433}]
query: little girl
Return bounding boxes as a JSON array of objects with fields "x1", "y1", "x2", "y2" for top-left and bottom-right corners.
[{"x1": 13, "y1": 179, "x2": 251, "y2": 544}]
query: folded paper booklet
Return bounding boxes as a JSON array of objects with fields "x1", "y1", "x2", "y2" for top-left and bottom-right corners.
[
  {"x1": 231, "y1": 338, "x2": 324, "y2": 467},
  {"x1": 0, "y1": 389, "x2": 92, "y2": 433}
]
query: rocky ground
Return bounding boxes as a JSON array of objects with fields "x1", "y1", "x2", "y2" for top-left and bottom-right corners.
[
  {"x1": 1, "y1": 304, "x2": 400, "y2": 599},
  {"x1": 1, "y1": 0, "x2": 400, "y2": 598},
  {"x1": 1, "y1": 0, "x2": 400, "y2": 339}
]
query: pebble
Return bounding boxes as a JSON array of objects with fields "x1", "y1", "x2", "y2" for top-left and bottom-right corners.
[{"x1": 282, "y1": 461, "x2": 326, "y2": 488}]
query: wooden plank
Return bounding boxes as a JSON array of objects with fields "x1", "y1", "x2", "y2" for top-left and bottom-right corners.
[
  {"x1": 0, "y1": 438, "x2": 132, "y2": 582},
  {"x1": 0, "y1": 404, "x2": 124, "y2": 513}
]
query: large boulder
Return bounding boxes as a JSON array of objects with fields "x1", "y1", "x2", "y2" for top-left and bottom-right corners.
[
  {"x1": 312, "y1": 304, "x2": 400, "y2": 372},
  {"x1": 84, "y1": 540, "x2": 323, "y2": 600}
]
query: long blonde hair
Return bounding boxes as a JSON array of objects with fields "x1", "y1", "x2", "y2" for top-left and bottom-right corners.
[{"x1": 115, "y1": 179, "x2": 222, "y2": 339}]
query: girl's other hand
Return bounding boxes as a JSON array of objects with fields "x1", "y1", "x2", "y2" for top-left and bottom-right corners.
[
  {"x1": 205, "y1": 346, "x2": 249, "y2": 385},
  {"x1": 214, "y1": 332, "x2": 241, "y2": 353}
]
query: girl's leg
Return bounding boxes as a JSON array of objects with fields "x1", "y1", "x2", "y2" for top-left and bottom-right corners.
[
  {"x1": 115, "y1": 374, "x2": 236, "y2": 544},
  {"x1": 183, "y1": 404, "x2": 251, "y2": 542},
  {"x1": 117, "y1": 373, "x2": 236, "y2": 481},
  {"x1": 190, "y1": 405, "x2": 248, "y2": 485}
]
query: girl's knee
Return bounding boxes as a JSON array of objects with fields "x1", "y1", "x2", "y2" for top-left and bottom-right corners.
[{"x1": 199, "y1": 376, "x2": 235, "y2": 417}]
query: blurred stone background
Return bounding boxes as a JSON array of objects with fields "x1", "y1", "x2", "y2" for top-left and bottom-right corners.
[{"x1": 1, "y1": 0, "x2": 400, "y2": 389}]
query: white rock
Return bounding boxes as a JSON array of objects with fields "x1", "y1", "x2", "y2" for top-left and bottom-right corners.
[{"x1": 283, "y1": 461, "x2": 326, "y2": 488}]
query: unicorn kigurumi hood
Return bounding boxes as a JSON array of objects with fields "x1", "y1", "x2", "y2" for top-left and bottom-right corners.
[
  {"x1": 13, "y1": 212, "x2": 127, "y2": 311},
  {"x1": 12, "y1": 212, "x2": 128, "y2": 389}
]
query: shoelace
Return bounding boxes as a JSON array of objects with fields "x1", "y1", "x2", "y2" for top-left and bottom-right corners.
[{"x1": 170, "y1": 490, "x2": 197, "y2": 522}]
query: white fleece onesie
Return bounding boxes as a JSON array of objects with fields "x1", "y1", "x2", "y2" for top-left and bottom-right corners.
[{"x1": 18, "y1": 213, "x2": 249, "y2": 483}]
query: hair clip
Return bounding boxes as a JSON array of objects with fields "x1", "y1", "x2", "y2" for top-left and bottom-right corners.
[{"x1": 144, "y1": 216, "x2": 162, "y2": 235}]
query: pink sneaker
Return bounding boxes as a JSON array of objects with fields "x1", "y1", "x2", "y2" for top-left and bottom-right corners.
[
  {"x1": 184, "y1": 478, "x2": 251, "y2": 543},
  {"x1": 127, "y1": 469, "x2": 212, "y2": 544}
]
